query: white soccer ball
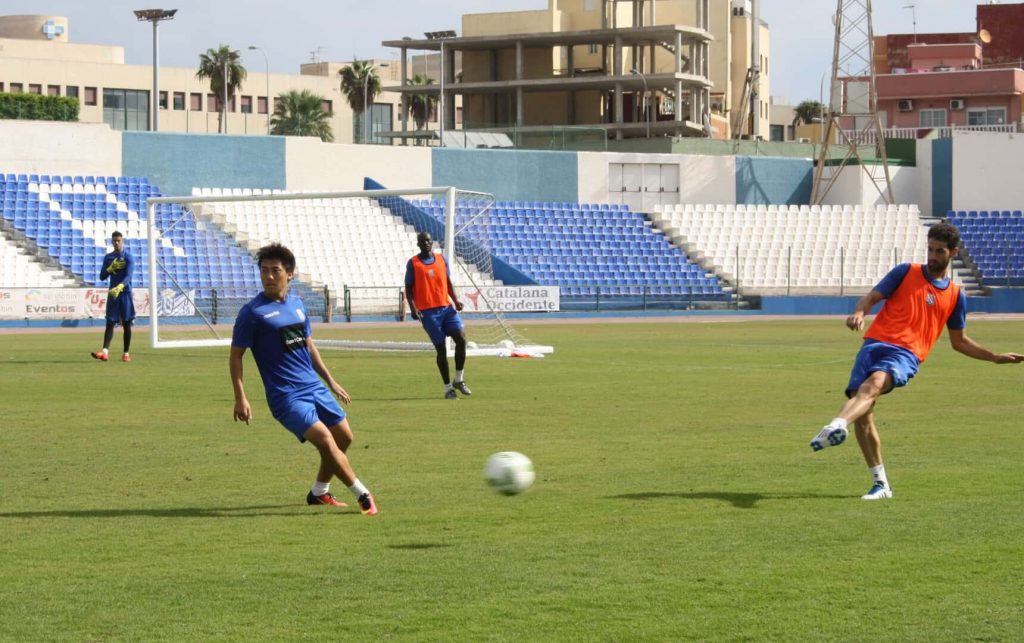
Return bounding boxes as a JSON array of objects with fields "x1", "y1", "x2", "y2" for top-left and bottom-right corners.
[
  {"x1": 484, "y1": 451, "x2": 535, "y2": 495},
  {"x1": 499, "y1": 339, "x2": 515, "y2": 349}
]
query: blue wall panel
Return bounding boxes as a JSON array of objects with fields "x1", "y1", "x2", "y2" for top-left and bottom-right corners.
[
  {"x1": 432, "y1": 148, "x2": 577, "y2": 202},
  {"x1": 735, "y1": 156, "x2": 813, "y2": 205},
  {"x1": 122, "y1": 132, "x2": 286, "y2": 196},
  {"x1": 931, "y1": 138, "x2": 953, "y2": 218}
]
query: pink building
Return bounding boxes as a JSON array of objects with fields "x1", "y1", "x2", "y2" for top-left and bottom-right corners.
[{"x1": 841, "y1": 42, "x2": 1024, "y2": 136}]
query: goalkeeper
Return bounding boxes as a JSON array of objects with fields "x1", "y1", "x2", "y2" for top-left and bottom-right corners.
[{"x1": 91, "y1": 231, "x2": 135, "y2": 363}]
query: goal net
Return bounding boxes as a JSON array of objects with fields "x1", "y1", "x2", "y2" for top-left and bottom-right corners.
[{"x1": 146, "y1": 186, "x2": 552, "y2": 356}]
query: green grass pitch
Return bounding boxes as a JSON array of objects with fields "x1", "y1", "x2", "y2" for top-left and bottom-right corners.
[{"x1": 1, "y1": 318, "x2": 1022, "y2": 641}]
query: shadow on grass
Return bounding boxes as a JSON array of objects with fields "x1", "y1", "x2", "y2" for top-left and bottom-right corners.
[
  {"x1": 607, "y1": 491, "x2": 849, "y2": 509},
  {"x1": 0, "y1": 504, "x2": 359, "y2": 519},
  {"x1": 388, "y1": 543, "x2": 454, "y2": 550}
]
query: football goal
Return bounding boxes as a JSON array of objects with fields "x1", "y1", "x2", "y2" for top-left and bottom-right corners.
[{"x1": 145, "y1": 186, "x2": 553, "y2": 356}]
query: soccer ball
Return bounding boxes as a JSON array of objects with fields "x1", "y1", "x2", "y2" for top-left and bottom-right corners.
[{"x1": 484, "y1": 451, "x2": 535, "y2": 495}]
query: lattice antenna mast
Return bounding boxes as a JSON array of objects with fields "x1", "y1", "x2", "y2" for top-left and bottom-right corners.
[{"x1": 812, "y1": 0, "x2": 894, "y2": 205}]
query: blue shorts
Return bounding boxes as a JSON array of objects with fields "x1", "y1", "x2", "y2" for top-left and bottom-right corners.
[
  {"x1": 845, "y1": 340, "x2": 920, "y2": 398},
  {"x1": 419, "y1": 305, "x2": 464, "y2": 346},
  {"x1": 269, "y1": 385, "x2": 346, "y2": 442},
  {"x1": 105, "y1": 291, "x2": 136, "y2": 324}
]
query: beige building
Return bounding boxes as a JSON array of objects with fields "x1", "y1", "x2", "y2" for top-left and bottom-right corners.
[
  {"x1": 384, "y1": 0, "x2": 769, "y2": 140},
  {"x1": 0, "y1": 14, "x2": 402, "y2": 143}
]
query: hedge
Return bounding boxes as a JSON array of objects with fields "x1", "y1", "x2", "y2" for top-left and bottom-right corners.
[{"x1": 0, "y1": 93, "x2": 80, "y2": 121}]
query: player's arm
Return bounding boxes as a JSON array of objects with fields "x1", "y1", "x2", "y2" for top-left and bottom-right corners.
[
  {"x1": 99, "y1": 257, "x2": 111, "y2": 282},
  {"x1": 404, "y1": 260, "x2": 420, "y2": 320},
  {"x1": 229, "y1": 346, "x2": 252, "y2": 424},
  {"x1": 948, "y1": 329, "x2": 1024, "y2": 364},
  {"x1": 846, "y1": 290, "x2": 885, "y2": 331},
  {"x1": 308, "y1": 338, "x2": 351, "y2": 404}
]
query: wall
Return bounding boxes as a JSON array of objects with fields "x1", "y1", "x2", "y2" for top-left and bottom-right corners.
[
  {"x1": 122, "y1": 132, "x2": 285, "y2": 196},
  {"x1": 681, "y1": 155, "x2": 736, "y2": 204},
  {"x1": 951, "y1": 130, "x2": 1024, "y2": 211},
  {"x1": 815, "y1": 164, "x2": 919, "y2": 207},
  {"x1": 433, "y1": 147, "x2": 578, "y2": 202},
  {"x1": 735, "y1": 156, "x2": 812, "y2": 205},
  {"x1": 285, "y1": 139, "x2": 432, "y2": 191},
  {"x1": 0, "y1": 120, "x2": 121, "y2": 177},
  {"x1": 932, "y1": 137, "x2": 953, "y2": 216},
  {"x1": 915, "y1": 138, "x2": 934, "y2": 217}
]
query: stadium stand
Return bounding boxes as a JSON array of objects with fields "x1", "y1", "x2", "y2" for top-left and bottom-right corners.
[
  {"x1": 0, "y1": 173, "x2": 261, "y2": 300},
  {"x1": 651, "y1": 203, "x2": 929, "y2": 294},
  {"x1": 413, "y1": 199, "x2": 730, "y2": 303},
  {"x1": 947, "y1": 210, "x2": 1024, "y2": 286}
]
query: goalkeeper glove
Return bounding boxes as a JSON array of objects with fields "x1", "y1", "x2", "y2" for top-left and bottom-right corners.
[
  {"x1": 108, "y1": 283, "x2": 125, "y2": 299},
  {"x1": 106, "y1": 258, "x2": 126, "y2": 274}
]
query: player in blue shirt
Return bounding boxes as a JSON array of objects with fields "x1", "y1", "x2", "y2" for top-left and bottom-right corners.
[
  {"x1": 230, "y1": 243, "x2": 378, "y2": 515},
  {"x1": 91, "y1": 231, "x2": 135, "y2": 362}
]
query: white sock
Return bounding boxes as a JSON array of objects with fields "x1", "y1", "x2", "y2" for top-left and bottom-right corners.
[
  {"x1": 869, "y1": 464, "x2": 888, "y2": 487},
  {"x1": 455, "y1": 369, "x2": 465, "y2": 383},
  {"x1": 445, "y1": 382, "x2": 454, "y2": 391},
  {"x1": 101, "y1": 348, "x2": 109, "y2": 356},
  {"x1": 311, "y1": 481, "x2": 330, "y2": 497},
  {"x1": 348, "y1": 479, "x2": 369, "y2": 498},
  {"x1": 830, "y1": 417, "x2": 849, "y2": 430}
]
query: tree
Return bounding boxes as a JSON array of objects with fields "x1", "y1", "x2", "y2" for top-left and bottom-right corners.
[
  {"x1": 338, "y1": 60, "x2": 383, "y2": 142},
  {"x1": 793, "y1": 100, "x2": 827, "y2": 126},
  {"x1": 196, "y1": 45, "x2": 246, "y2": 134},
  {"x1": 270, "y1": 89, "x2": 334, "y2": 142},
  {"x1": 407, "y1": 74, "x2": 437, "y2": 138}
]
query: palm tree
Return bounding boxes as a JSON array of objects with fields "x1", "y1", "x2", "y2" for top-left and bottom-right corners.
[
  {"x1": 408, "y1": 74, "x2": 437, "y2": 138},
  {"x1": 196, "y1": 44, "x2": 247, "y2": 134},
  {"x1": 338, "y1": 60, "x2": 383, "y2": 142},
  {"x1": 270, "y1": 89, "x2": 334, "y2": 142},
  {"x1": 793, "y1": 100, "x2": 827, "y2": 126}
]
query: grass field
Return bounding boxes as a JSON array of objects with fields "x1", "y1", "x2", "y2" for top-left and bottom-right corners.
[{"x1": 1, "y1": 318, "x2": 1022, "y2": 641}]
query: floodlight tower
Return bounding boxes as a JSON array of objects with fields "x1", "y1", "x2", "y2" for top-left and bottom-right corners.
[
  {"x1": 134, "y1": 8, "x2": 177, "y2": 132},
  {"x1": 811, "y1": 0, "x2": 894, "y2": 205}
]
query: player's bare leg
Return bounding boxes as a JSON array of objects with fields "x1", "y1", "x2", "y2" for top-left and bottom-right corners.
[
  {"x1": 303, "y1": 421, "x2": 377, "y2": 513},
  {"x1": 855, "y1": 409, "x2": 892, "y2": 499},
  {"x1": 811, "y1": 371, "x2": 891, "y2": 452}
]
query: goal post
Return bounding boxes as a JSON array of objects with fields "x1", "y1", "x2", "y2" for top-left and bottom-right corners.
[{"x1": 146, "y1": 186, "x2": 553, "y2": 356}]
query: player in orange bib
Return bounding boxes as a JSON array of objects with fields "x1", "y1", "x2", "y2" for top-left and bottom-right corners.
[
  {"x1": 405, "y1": 231, "x2": 472, "y2": 400},
  {"x1": 810, "y1": 222, "x2": 1022, "y2": 499}
]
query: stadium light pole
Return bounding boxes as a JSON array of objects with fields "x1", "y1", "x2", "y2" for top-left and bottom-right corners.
[
  {"x1": 425, "y1": 30, "x2": 457, "y2": 147},
  {"x1": 134, "y1": 8, "x2": 177, "y2": 132},
  {"x1": 363, "y1": 62, "x2": 389, "y2": 144},
  {"x1": 248, "y1": 45, "x2": 270, "y2": 135},
  {"x1": 630, "y1": 68, "x2": 651, "y2": 138}
]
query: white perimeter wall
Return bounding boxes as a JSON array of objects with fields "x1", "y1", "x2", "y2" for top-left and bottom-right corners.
[
  {"x1": 284, "y1": 139, "x2": 432, "y2": 191},
  {"x1": 0, "y1": 120, "x2": 121, "y2": 177},
  {"x1": 952, "y1": 130, "x2": 1024, "y2": 211},
  {"x1": 576, "y1": 152, "x2": 736, "y2": 205},
  {"x1": 817, "y1": 165, "x2": 920, "y2": 208}
]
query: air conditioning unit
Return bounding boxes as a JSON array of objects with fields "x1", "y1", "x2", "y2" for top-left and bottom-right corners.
[
  {"x1": 897, "y1": 99, "x2": 914, "y2": 112},
  {"x1": 797, "y1": 137, "x2": 811, "y2": 143},
  {"x1": 950, "y1": 98, "x2": 966, "y2": 110}
]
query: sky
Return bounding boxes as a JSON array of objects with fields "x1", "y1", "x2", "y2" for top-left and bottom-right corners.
[{"x1": 2, "y1": 0, "x2": 990, "y2": 104}]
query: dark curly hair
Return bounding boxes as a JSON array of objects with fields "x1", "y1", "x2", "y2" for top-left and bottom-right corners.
[
  {"x1": 256, "y1": 243, "x2": 296, "y2": 273},
  {"x1": 928, "y1": 222, "x2": 961, "y2": 250}
]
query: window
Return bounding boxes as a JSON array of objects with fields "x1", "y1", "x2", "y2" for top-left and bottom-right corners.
[
  {"x1": 11, "y1": 83, "x2": 23, "y2": 93},
  {"x1": 29, "y1": 84, "x2": 42, "y2": 95},
  {"x1": 588, "y1": 44, "x2": 598, "y2": 55},
  {"x1": 0, "y1": 82, "x2": 4, "y2": 92},
  {"x1": 207, "y1": 93, "x2": 219, "y2": 112},
  {"x1": 84, "y1": 87, "x2": 97, "y2": 105},
  {"x1": 66, "y1": 86, "x2": 79, "y2": 99},
  {"x1": 173, "y1": 92, "x2": 185, "y2": 110},
  {"x1": 321, "y1": 99, "x2": 332, "y2": 115},
  {"x1": 240, "y1": 95, "x2": 252, "y2": 114},
  {"x1": 190, "y1": 92, "x2": 202, "y2": 111},
  {"x1": 919, "y1": 109, "x2": 946, "y2": 128},
  {"x1": 257, "y1": 96, "x2": 268, "y2": 114},
  {"x1": 967, "y1": 107, "x2": 1006, "y2": 126},
  {"x1": 159, "y1": 91, "x2": 168, "y2": 109},
  {"x1": 102, "y1": 88, "x2": 150, "y2": 131},
  {"x1": 359, "y1": 102, "x2": 392, "y2": 144},
  {"x1": 47, "y1": 85, "x2": 60, "y2": 96}
]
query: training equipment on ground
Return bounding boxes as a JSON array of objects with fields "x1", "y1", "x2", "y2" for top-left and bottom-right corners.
[
  {"x1": 484, "y1": 451, "x2": 535, "y2": 495},
  {"x1": 146, "y1": 186, "x2": 552, "y2": 357}
]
